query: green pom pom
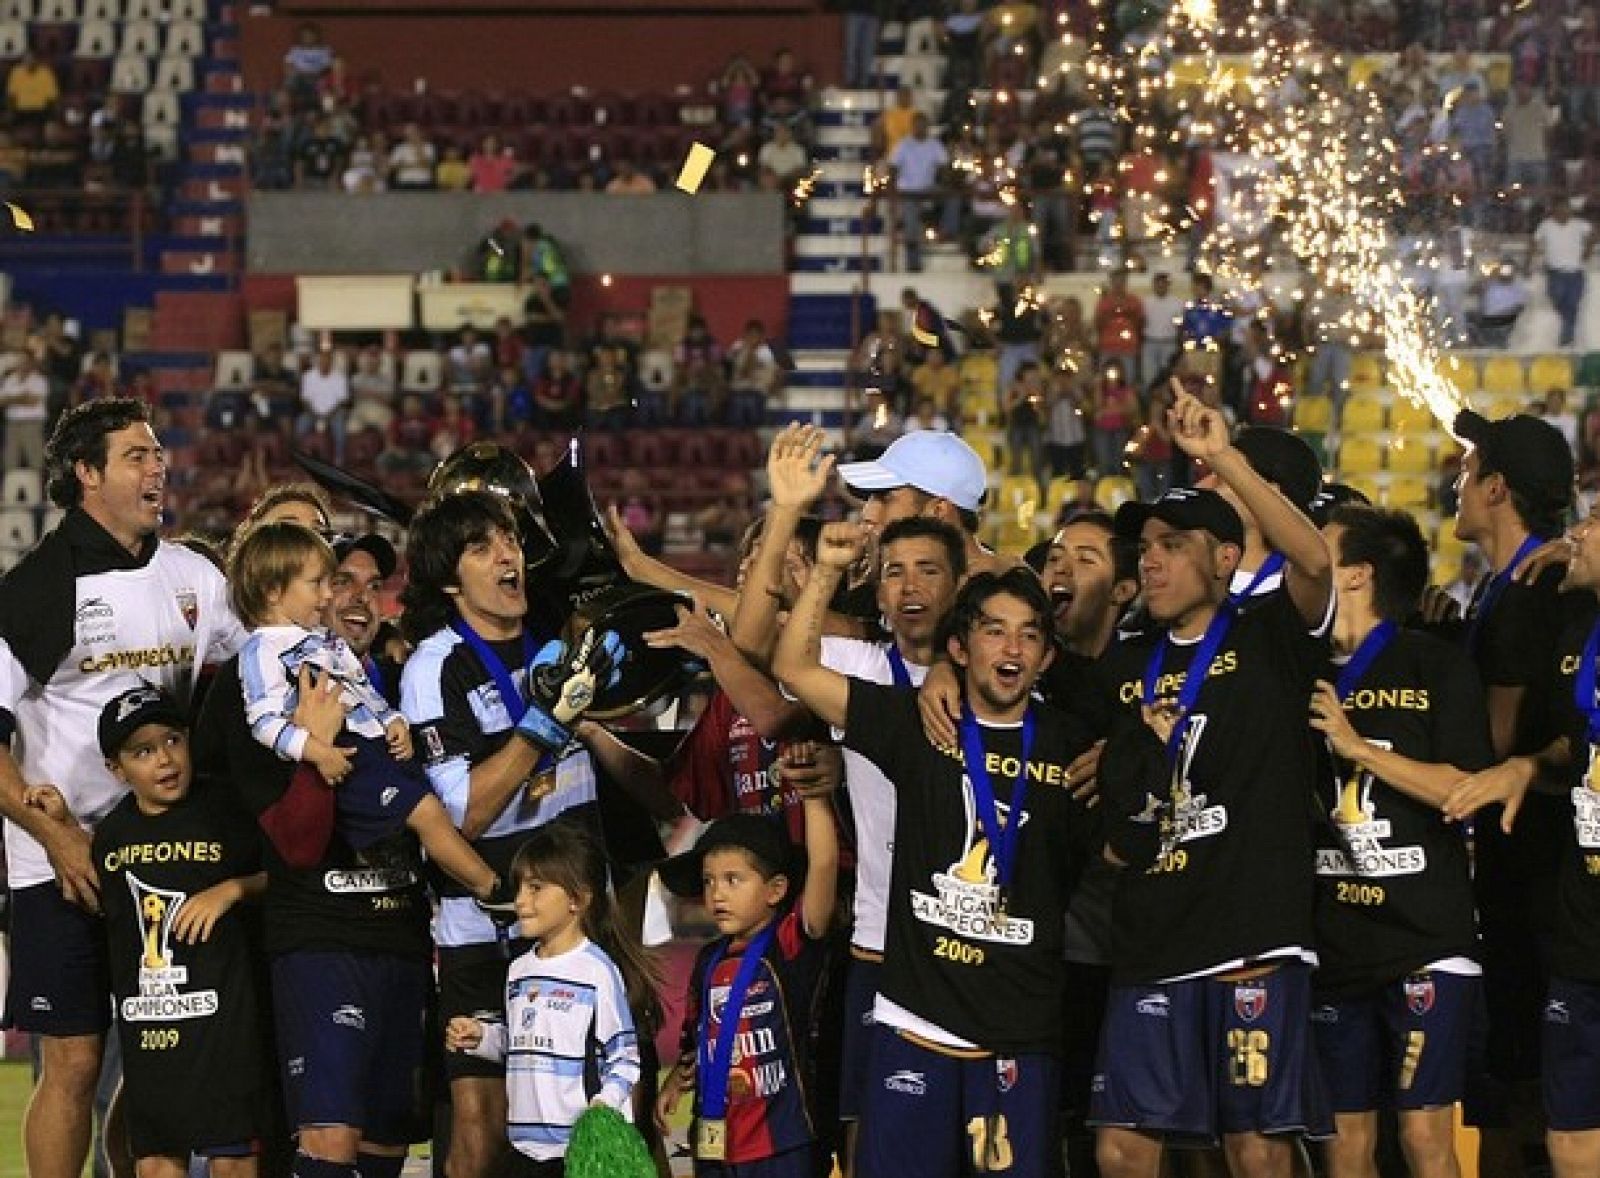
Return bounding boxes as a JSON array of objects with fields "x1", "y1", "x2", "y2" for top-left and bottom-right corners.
[{"x1": 566, "y1": 1104, "x2": 656, "y2": 1178}]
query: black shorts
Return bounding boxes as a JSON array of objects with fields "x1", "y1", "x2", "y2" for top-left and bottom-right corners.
[
  {"x1": 3, "y1": 881, "x2": 110, "y2": 1036},
  {"x1": 439, "y1": 940, "x2": 526, "y2": 1081}
]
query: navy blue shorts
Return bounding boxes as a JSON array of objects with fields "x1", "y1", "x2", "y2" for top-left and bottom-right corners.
[
  {"x1": 439, "y1": 940, "x2": 526, "y2": 1080},
  {"x1": 1312, "y1": 971, "x2": 1477, "y2": 1113},
  {"x1": 271, "y1": 949, "x2": 431, "y2": 1145},
  {"x1": 1089, "y1": 962, "x2": 1332, "y2": 1144},
  {"x1": 2, "y1": 881, "x2": 110, "y2": 1036},
  {"x1": 1543, "y1": 975, "x2": 1600, "y2": 1132},
  {"x1": 858, "y1": 1026, "x2": 1060, "y2": 1178},
  {"x1": 837, "y1": 952, "x2": 881, "y2": 1122},
  {"x1": 693, "y1": 1144, "x2": 815, "y2": 1178},
  {"x1": 338, "y1": 735, "x2": 431, "y2": 851}
]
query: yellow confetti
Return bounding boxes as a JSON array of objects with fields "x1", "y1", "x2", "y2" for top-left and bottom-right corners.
[
  {"x1": 674, "y1": 143, "x2": 716, "y2": 194},
  {"x1": 7, "y1": 202, "x2": 33, "y2": 232}
]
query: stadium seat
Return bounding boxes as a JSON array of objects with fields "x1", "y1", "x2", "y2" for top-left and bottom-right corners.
[
  {"x1": 144, "y1": 124, "x2": 178, "y2": 162},
  {"x1": 1528, "y1": 354, "x2": 1575, "y2": 394},
  {"x1": 1293, "y1": 393, "x2": 1334, "y2": 435},
  {"x1": 1348, "y1": 353, "x2": 1384, "y2": 394},
  {"x1": 964, "y1": 432, "x2": 1002, "y2": 471},
  {"x1": 169, "y1": 0, "x2": 205, "y2": 19},
  {"x1": 1338, "y1": 436, "x2": 1384, "y2": 474},
  {"x1": 1388, "y1": 397, "x2": 1435, "y2": 432},
  {"x1": 80, "y1": 0, "x2": 117, "y2": 17},
  {"x1": 2, "y1": 468, "x2": 41, "y2": 506},
  {"x1": 1093, "y1": 475, "x2": 1137, "y2": 512},
  {"x1": 995, "y1": 476, "x2": 1041, "y2": 518},
  {"x1": 123, "y1": 0, "x2": 159, "y2": 18},
  {"x1": 1045, "y1": 477, "x2": 1084, "y2": 516},
  {"x1": 165, "y1": 20, "x2": 204, "y2": 57},
  {"x1": 0, "y1": 508, "x2": 36, "y2": 549},
  {"x1": 142, "y1": 90, "x2": 179, "y2": 129},
  {"x1": 959, "y1": 352, "x2": 998, "y2": 394},
  {"x1": 1481, "y1": 393, "x2": 1526, "y2": 420},
  {"x1": 1480, "y1": 355, "x2": 1526, "y2": 394},
  {"x1": 0, "y1": 545, "x2": 24, "y2": 574},
  {"x1": 401, "y1": 350, "x2": 443, "y2": 394},
  {"x1": 0, "y1": 19, "x2": 24, "y2": 56},
  {"x1": 153, "y1": 56, "x2": 195, "y2": 93},
  {"x1": 637, "y1": 349, "x2": 673, "y2": 392},
  {"x1": 0, "y1": 0, "x2": 32, "y2": 19},
  {"x1": 1440, "y1": 354, "x2": 1479, "y2": 395},
  {"x1": 214, "y1": 350, "x2": 254, "y2": 390},
  {"x1": 1386, "y1": 436, "x2": 1435, "y2": 474},
  {"x1": 993, "y1": 519, "x2": 1041, "y2": 556},
  {"x1": 119, "y1": 19, "x2": 159, "y2": 56},
  {"x1": 1340, "y1": 394, "x2": 1387, "y2": 434},
  {"x1": 110, "y1": 55, "x2": 150, "y2": 94},
  {"x1": 1578, "y1": 353, "x2": 1600, "y2": 391},
  {"x1": 959, "y1": 387, "x2": 995, "y2": 426},
  {"x1": 74, "y1": 18, "x2": 115, "y2": 57},
  {"x1": 1344, "y1": 474, "x2": 1381, "y2": 505},
  {"x1": 34, "y1": 0, "x2": 74, "y2": 18},
  {"x1": 1385, "y1": 476, "x2": 1431, "y2": 511}
]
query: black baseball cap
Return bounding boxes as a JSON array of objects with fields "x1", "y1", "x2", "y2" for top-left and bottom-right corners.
[
  {"x1": 99, "y1": 684, "x2": 187, "y2": 759},
  {"x1": 1309, "y1": 481, "x2": 1373, "y2": 527},
  {"x1": 657, "y1": 813, "x2": 801, "y2": 899},
  {"x1": 1114, "y1": 487, "x2": 1246, "y2": 549},
  {"x1": 1232, "y1": 427, "x2": 1324, "y2": 513},
  {"x1": 332, "y1": 532, "x2": 398, "y2": 580},
  {"x1": 1453, "y1": 410, "x2": 1575, "y2": 517}
]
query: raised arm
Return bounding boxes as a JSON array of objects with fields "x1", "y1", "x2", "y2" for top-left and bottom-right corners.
[
  {"x1": 1167, "y1": 379, "x2": 1332, "y2": 624},
  {"x1": 643, "y1": 600, "x2": 810, "y2": 739},
  {"x1": 772, "y1": 522, "x2": 866, "y2": 730},
  {"x1": 605, "y1": 505, "x2": 740, "y2": 619}
]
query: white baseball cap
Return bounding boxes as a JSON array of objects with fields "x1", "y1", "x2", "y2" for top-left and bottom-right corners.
[{"x1": 837, "y1": 430, "x2": 988, "y2": 512}]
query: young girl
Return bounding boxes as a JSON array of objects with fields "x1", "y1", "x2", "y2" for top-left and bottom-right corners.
[
  {"x1": 228, "y1": 520, "x2": 508, "y2": 906},
  {"x1": 447, "y1": 823, "x2": 660, "y2": 1176}
]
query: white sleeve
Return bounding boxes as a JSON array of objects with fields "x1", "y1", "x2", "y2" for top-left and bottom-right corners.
[
  {"x1": 593, "y1": 961, "x2": 641, "y2": 1113},
  {"x1": 468, "y1": 1020, "x2": 508, "y2": 1064},
  {"x1": 238, "y1": 632, "x2": 310, "y2": 762},
  {"x1": 201, "y1": 563, "x2": 247, "y2": 663}
]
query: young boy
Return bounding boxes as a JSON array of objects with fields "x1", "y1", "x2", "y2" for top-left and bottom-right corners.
[
  {"x1": 655, "y1": 794, "x2": 839, "y2": 1177},
  {"x1": 26, "y1": 685, "x2": 271, "y2": 1176},
  {"x1": 228, "y1": 520, "x2": 508, "y2": 906}
]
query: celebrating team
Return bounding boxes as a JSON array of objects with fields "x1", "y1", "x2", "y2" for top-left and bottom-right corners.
[{"x1": 3, "y1": 389, "x2": 1600, "y2": 1178}]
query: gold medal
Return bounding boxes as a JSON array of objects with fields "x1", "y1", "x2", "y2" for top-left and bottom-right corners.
[
  {"x1": 524, "y1": 767, "x2": 557, "y2": 803},
  {"x1": 695, "y1": 1117, "x2": 727, "y2": 1161}
]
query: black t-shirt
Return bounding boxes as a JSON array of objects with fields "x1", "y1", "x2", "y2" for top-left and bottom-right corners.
[
  {"x1": 1312, "y1": 629, "x2": 1492, "y2": 996},
  {"x1": 93, "y1": 787, "x2": 269, "y2": 1156},
  {"x1": 1541, "y1": 611, "x2": 1600, "y2": 981},
  {"x1": 844, "y1": 681, "x2": 1097, "y2": 1054},
  {"x1": 194, "y1": 657, "x2": 431, "y2": 961},
  {"x1": 1096, "y1": 591, "x2": 1325, "y2": 984}
]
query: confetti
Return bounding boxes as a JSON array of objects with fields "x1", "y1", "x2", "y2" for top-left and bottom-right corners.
[
  {"x1": 674, "y1": 143, "x2": 716, "y2": 194},
  {"x1": 7, "y1": 203, "x2": 33, "y2": 232}
]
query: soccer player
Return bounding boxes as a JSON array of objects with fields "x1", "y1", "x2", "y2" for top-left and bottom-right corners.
[
  {"x1": 1444, "y1": 410, "x2": 1578, "y2": 1176},
  {"x1": 0, "y1": 398, "x2": 244, "y2": 1178},
  {"x1": 1307, "y1": 505, "x2": 1494, "y2": 1178},
  {"x1": 399, "y1": 490, "x2": 660, "y2": 1178},
  {"x1": 76, "y1": 685, "x2": 269, "y2": 1178},
  {"x1": 1091, "y1": 385, "x2": 1334, "y2": 1178},
  {"x1": 775, "y1": 522, "x2": 1098, "y2": 1178}
]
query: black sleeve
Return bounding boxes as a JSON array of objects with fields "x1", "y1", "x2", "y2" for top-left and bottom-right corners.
[
  {"x1": 194, "y1": 658, "x2": 295, "y2": 820},
  {"x1": 1427, "y1": 641, "x2": 1495, "y2": 774},
  {"x1": 1479, "y1": 572, "x2": 1564, "y2": 688},
  {"x1": 1097, "y1": 719, "x2": 1168, "y2": 871},
  {"x1": 841, "y1": 678, "x2": 922, "y2": 785}
]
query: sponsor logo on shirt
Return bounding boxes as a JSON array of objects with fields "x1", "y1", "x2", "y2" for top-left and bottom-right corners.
[
  {"x1": 1135, "y1": 993, "x2": 1171, "y2": 1018},
  {"x1": 1317, "y1": 744, "x2": 1427, "y2": 878},
  {"x1": 30, "y1": 996, "x2": 52, "y2": 1012},
  {"x1": 1574, "y1": 748, "x2": 1600, "y2": 850},
  {"x1": 75, "y1": 597, "x2": 116, "y2": 647},
  {"x1": 911, "y1": 797, "x2": 1035, "y2": 945},
  {"x1": 884, "y1": 1069, "x2": 927, "y2": 1096},
  {"x1": 1234, "y1": 982, "x2": 1268, "y2": 1023},
  {"x1": 323, "y1": 867, "x2": 416, "y2": 893},
  {"x1": 380, "y1": 786, "x2": 398, "y2": 807},
  {"x1": 1545, "y1": 1000, "x2": 1570, "y2": 1025},
  {"x1": 995, "y1": 1058, "x2": 1019, "y2": 1093},
  {"x1": 119, "y1": 872, "x2": 221, "y2": 1023},
  {"x1": 78, "y1": 644, "x2": 195, "y2": 675},
  {"x1": 175, "y1": 589, "x2": 198, "y2": 631},
  {"x1": 1404, "y1": 975, "x2": 1435, "y2": 1015},
  {"x1": 331, "y1": 1004, "x2": 366, "y2": 1030}
]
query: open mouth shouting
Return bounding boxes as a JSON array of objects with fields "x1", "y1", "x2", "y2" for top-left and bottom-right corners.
[{"x1": 993, "y1": 660, "x2": 1025, "y2": 692}]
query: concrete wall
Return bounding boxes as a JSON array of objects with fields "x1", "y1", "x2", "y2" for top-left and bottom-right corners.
[{"x1": 246, "y1": 192, "x2": 787, "y2": 275}]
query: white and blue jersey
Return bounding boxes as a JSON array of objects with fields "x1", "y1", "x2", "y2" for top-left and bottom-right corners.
[{"x1": 239, "y1": 623, "x2": 398, "y2": 761}]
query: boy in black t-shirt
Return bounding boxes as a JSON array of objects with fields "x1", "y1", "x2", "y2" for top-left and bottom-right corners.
[
  {"x1": 774, "y1": 524, "x2": 1097, "y2": 1178},
  {"x1": 49, "y1": 686, "x2": 268, "y2": 1176},
  {"x1": 1093, "y1": 387, "x2": 1335, "y2": 1177},
  {"x1": 1307, "y1": 506, "x2": 1493, "y2": 1178}
]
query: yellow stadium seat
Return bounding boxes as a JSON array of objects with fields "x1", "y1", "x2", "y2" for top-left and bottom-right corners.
[
  {"x1": 1387, "y1": 436, "x2": 1435, "y2": 474},
  {"x1": 1441, "y1": 354, "x2": 1479, "y2": 395},
  {"x1": 1480, "y1": 356, "x2": 1526, "y2": 394},
  {"x1": 1388, "y1": 397, "x2": 1436, "y2": 432},
  {"x1": 1293, "y1": 394, "x2": 1335, "y2": 434},
  {"x1": 1348, "y1": 55, "x2": 1387, "y2": 88},
  {"x1": 959, "y1": 353, "x2": 998, "y2": 394},
  {"x1": 1348, "y1": 353, "x2": 1384, "y2": 394},
  {"x1": 1341, "y1": 395, "x2": 1388, "y2": 434},
  {"x1": 960, "y1": 389, "x2": 998, "y2": 427},
  {"x1": 1485, "y1": 57, "x2": 1511, "y2": 94},
  {"x1": 1482, "y1": 393, "x2": 1527, "y2": 420},
  {"x1": 994, "y1": 519, "x2": 1042, "y2": 555},
  {"x1": 1529, "y1": 354, "x2": 1576, "y2": 394},
  {"x1": 965, "y1": 432, "x2": 1002, "y2": 470},
  {"x1": 1338, "y1": 436, "x2": 1385, "y2": 474},
  {"x1": 995, "y1": 476, "x2": 1041, "y2": 517},
  {"x1": 1046, "y1": 477, "x2": 1085, "y2": 515},
  {"x1": 1094, "y1": 475, "x2": 1137, "y2": 512},
  {"x1": 1385, "y1": 476, "x2": 1431, "y2": 511}
]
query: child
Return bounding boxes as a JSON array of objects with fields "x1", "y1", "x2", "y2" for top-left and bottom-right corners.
[
  {"x1": 446, "y1": 823, "x2": 659, "y2": 1176},
  {"x1": 227, "y1": 520, "x2": 508, "y2": 907},
  {"x1": 25, "y1": 685, "x2": 271, "y2": 1176},
  {"x1": 655, "y1": 786, "x2": 839, "y2": 1178}
]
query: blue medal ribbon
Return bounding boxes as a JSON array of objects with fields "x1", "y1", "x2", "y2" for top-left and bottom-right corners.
[
  {"x1": 1234, "y1": 551, "x2": 1285, "y2": 603},
  {"x1": 886, "y1": 646, "x2": 912, "y2": 688},
  {"x1": 450, "y1": 620, "x2": 537, "y2": 725},
  {"x1": 1141, "y1": 603, "x2": 1238, "y2": 763},
  {"x1": 957, "y1": 704, "x2": 1037, "y2": 902},
  {"x1": 1574, "y1": 618, "x2": 1600, "y2": 745},
  {"x1": 363, "y1": 654, "x2": 386, "y2": 703},
  {"x1": 1465, "y1": 535, "x2": 1542, "y2": 652},
  {"x1": 1335, "y1": 620, "x2": 1399, "y2": 701},
  {"x1": 698, "y1": 920, "x2": 779, "y2": 1121}
]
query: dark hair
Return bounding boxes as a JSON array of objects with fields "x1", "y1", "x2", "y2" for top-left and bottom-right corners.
[
  {"x1": 1058, "y1": 508, "x2": 1139, "y2": 585},
  {"x1": 1329, "y1": 504, "x2": 1429, "y2": 623},
  {"x1": 944, "y1": 567, "x2": 1053, "y2": 648},
  {"x1": 1470, "y1": 456, "x2": 1568, "y2": 539},
  {"x1": 44, "y1": 397, "x2": 152, "y2": 508},
  {"x1": 879, "y1": 516, "x2": 968, "y2": 580},
  {"x1": 399, "y1": 490, "x2": 521, "y2": 644},
  {"x1": 900, "y1": 486, "x2": 981, "y2": 535},
  {"x1": 511, "y1": 824, "x2": 662, "y2": 1035}
]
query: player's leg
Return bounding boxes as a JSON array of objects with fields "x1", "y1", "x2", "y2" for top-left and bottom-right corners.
[
  {"x1": 835, "y1": 952, "x2": 881, "y2": 1178},
  {"x1": 1384, "y1": 972, "x2": 1476, "y2": 1178},
  {"x1": 854, "y1": 1027, "x2": 964, "y2": 1178},
  {"x1": 103, "y1": 1075, "x2": 137, "y2": 1178},
  {"x1": 133, "y1": 1155, "x2": 189, "y2": 1178},
  {"x1": 437, "y1": 945, "x2": 513, "y2": 1178},
  {"x1": 1095, "y1": 1128, "x2": 1164, "y2": 1178},
  {"x1": 1219, "y1": 1132, "x2": 1294, "y2": 1178},
  {"x1": 446, "y1": 1078, "x2": 508, "y2": 1178},
  {"x1": 1543, "y1": 977, "x2": 1600, "y2": 1178},
  {"x1": 1323, "y1": 1114, "x2": 1380, "y2": 1178},
  {"x1": 357, "y1": 953, "x2": 431, "y2": 1178},
  {"x1": 1309, "y1": 993, "x2": 1382, "y2": 1178},
  {"x1": 27, "y1": 1031, "x2": 104, "y2": 1178},
  {"x1": 1548, "y1": 1130, "x2": 1600, "y2": 1178}
]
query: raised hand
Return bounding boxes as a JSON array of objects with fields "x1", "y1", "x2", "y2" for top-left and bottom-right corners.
[
  {"x1": 816, "y1": 521, "x2": 869, "y2": 571},
  {"x1": 1166, "y1": 377, "x2": 1231, "y2": 461},
  {"x1": 766, "y1": 422, "x2": 835, "y2": 511}
]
